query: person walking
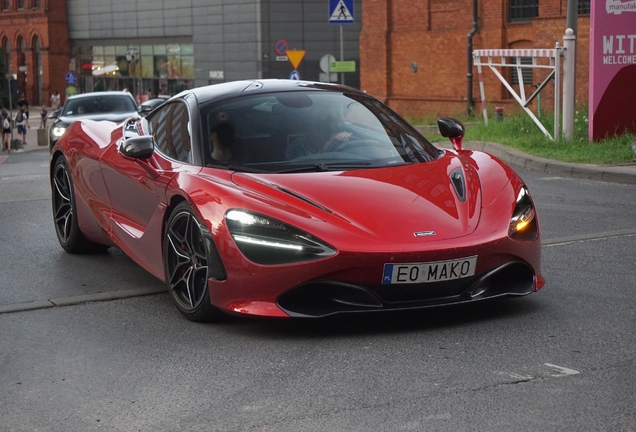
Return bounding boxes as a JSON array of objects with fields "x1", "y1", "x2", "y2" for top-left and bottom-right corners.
[
  {"x1": 50, "y1": 90, "x2": 61, "y2": 110},
  {"x1": 1, "y1": 109, "x2": 11, "y2": 153},
  {"x1": 15, "y1": 108, "x2": 27, "y2": 147},
  {"x1": 17, "y1": 94, "x2": 30, "y2": 127}
]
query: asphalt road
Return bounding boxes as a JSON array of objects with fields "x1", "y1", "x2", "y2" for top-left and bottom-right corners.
[{"x1": 0, "y1": 148, "x2": 634, "y2": 431}]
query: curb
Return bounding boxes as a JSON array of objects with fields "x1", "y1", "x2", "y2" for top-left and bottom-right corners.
[{"x1": 463, "y1": 141, "x2": 636, "y2": 185}]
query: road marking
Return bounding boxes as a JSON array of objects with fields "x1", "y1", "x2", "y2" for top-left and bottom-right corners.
[
  {"x1": 543, "y1": 229, "x2": 636, "y2": 247},
  {"x1": 495, "y1": 371, "x2": 534, "y2": 381},
  {"x1": 543, "y1": 363, "x2": 581, "y2": 376},
  {"x1": 0, "y1": 286, "x2": 166, "y2": 315}
]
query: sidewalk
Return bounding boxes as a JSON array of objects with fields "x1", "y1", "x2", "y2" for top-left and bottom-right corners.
[
  {"x1": 3, "y1": 105, "x2": 51, "y2": 154},
  {"x1": 3, "y1": 106, "x2": 635, "y2": 185}
]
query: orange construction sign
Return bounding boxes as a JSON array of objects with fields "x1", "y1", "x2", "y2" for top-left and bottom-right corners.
[{"x1": 287, "y1": 50, "x2": 306, "y2": 70}]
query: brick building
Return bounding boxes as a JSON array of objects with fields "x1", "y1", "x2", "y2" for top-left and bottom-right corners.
[
  {"x1": 359, "y1": 0, "x2": 591, "y2": 118},
  {"x1": 0, "y1": 0, "x2": 70, "y2": 106}
]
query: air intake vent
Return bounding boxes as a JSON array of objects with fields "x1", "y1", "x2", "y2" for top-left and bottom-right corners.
[{"x1": 450, "y1": 168, "x2": 466, "y2": 202}]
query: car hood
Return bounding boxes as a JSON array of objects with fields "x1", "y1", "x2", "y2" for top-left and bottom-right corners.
[
  {"x1": 56, "y1": 112, "x2": 139, "y2": 125},
  {"x1": 231, "y1": 155, "x2": 482, "y2": 242}
]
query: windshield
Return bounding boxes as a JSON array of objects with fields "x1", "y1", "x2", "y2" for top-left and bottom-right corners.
[
  {"x1": 202, "y1": 91, "x2": 440, "y2": 172},
  {"x1": 63, "y1": 95, "x2": 137, "y2": 117}
]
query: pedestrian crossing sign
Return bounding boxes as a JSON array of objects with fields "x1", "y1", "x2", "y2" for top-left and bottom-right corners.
[{"x1": 329, "y1": 0, "x2": 354, "y2": 24}]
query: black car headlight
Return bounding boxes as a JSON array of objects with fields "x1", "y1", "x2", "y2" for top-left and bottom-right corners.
[
  {"x1": 51, "y1": 125, "x2": 67, "y2": 139},
  {"x1": 508, "y1": 186, "x2": 538, "y2": 241},
  {"x1": 226, "y1": 210, "x2": 336, "y2": 265}
]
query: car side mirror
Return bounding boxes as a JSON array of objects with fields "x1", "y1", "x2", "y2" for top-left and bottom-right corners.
[
  {"x1": 120, "y1": 136, "x2": 155, "y2": 159},
  {"x1": 139, "y1": 105, "x2": 153, "y2": 116},
  {"x1": 437, "y1": 117, "x2": 465, "y2": 151}
]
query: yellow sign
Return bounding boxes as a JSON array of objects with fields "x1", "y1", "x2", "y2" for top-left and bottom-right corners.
[
  {"x1": 287, "y1": 50, "x2": 306, "y2": 70},
  {"x1": 66, "y1": 86, "x2": 78, "y2": 97}
]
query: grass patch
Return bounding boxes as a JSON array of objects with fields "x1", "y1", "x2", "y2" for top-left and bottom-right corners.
[{"x1": 415, "y1": 109, "x2": 635, "y2": 165}]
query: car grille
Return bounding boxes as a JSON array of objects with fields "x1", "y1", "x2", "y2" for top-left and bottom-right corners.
[{"x1": 276, "y1": 261, "x2": 536, "y2": 317}]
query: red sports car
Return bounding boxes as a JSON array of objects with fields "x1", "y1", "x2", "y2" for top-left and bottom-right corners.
[{"x1": 50, "y1": 80, "x2": 544, "y2": 322}]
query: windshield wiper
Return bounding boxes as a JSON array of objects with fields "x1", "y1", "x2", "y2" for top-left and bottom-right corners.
[
  {"x1": 206, "y1": 163, "x2": 270, "y2": 173},
  {"x1": 273, "y1": 162, "x2": 372, "y2": 173}
]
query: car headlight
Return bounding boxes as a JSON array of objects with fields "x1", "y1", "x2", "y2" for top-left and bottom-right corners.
[
  {"x1": 51, "y1": 126, "x2": 67, "y2": 138},
  {"x1": 509, "y1": 186, "x2": 538, "y2": 241},
  {"x1": 226, "y1": 210, "x2": 336, "y2": 265}
]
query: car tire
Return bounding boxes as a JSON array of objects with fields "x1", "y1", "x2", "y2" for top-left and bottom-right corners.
[
  {"x1": 51, "y1": 156, "x2": 108, "y2": 253},
  {"x1": 163, "y1": 201, "x2": 225, "y2": 322}
]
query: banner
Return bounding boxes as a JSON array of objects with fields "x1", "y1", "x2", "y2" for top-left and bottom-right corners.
[{"x1": 589, "y1": 0, "x2": 636, "y2": 140}]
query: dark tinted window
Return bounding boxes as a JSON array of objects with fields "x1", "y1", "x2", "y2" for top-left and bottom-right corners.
[
  {"x1": 63, "y1": 95, "x2": 137, "y2": 116},
  {"x1": 509, "y1": 0, "x2": 538, "y2": 22},
  {"x1": 201, "y1": 90, "x2": 440, "y2": 172},
  {"x1": 149, "y1": 102, "x2": 191, "y2": 163}
]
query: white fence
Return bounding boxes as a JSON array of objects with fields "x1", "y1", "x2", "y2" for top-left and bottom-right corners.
[{"x1": 473, "y1": 29, "x2": 576, "y2": 141}]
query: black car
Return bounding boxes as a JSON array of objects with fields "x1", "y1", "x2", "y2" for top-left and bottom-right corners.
[
  {"x1": 49, "y1": 91, "x2": 141, "y2": 148},
  {"x1": 139, "y1": 95, "x2": 170, "y2": 116}
]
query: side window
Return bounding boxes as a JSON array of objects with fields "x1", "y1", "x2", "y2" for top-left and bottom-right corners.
[{"x1": 149, "y1": 102, "x2": 191, "y2": 163}]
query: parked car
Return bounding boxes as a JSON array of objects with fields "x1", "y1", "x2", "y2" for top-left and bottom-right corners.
[
  {"x1": 50, "y1": 79, "x2": 544, "y2": 322},
  {"x1": 49, "y1": 91, "x2": 140, "y2": 148}
]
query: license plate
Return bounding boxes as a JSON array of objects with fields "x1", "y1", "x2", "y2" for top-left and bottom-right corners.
[{"x1": 382, "y1": 256, "x2": 477, "y2": 284}]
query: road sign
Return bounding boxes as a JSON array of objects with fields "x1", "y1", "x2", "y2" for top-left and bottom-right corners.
[
  {"x1": 274, "y1": 39, "x2": 289, "y2": 56},
  {"x1": 65, "y1": 72, "x2": 77, "y2": 85},
  {"x1": 329, "y1": 61, "x2": 356, "y2": 72},
  {"x1": 329, "y1": 0, "x2": 354, "y2": 24},
  {"x1": 320, "y1": 54, "x2": 336, "y2": 73},
  {"x1": 289, "y1": 70, "x2": 300, "y2": 81},
  {"x1": 287, "y1": 50, "x2": 306, "y2": 70},
  {"x1": 65, "y1": 86, "x2": 77, "y2": 97}
]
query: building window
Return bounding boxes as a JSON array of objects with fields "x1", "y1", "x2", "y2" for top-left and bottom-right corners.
[
  {"x1": 578, "y1": 0, "x2": 590, "y2": 14},
  {"x1": 511, "y1": 57, "x2": 533, "y2": 86},
  {"x1": 2, "y1": 0, "x2": 9, "y2": 11},
  {"x1": 17, "y1": 0, "x2": 25, "y2": 10},
  {"x1": 2, "y1": 39, "x2": 10, "y2": 73},
  {"x1": 509, "y1": 0, "x2": 538, "y2": 22}
]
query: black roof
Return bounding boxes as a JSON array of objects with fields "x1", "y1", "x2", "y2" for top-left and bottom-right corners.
[{"x1": 186, "y1": 79, "x2": 366, "y2": 105}]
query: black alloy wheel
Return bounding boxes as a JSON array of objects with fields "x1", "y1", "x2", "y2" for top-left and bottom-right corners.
[
  {"x1": 51, "y1": 156, "x2": 106, "y2": 253},
  {"x1": 164, "y1": 202, "x2": 224, "y2": 322}
]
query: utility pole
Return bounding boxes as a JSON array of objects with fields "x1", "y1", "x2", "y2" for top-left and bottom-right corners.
[{"x1": 566, "y1": 0, "x2": 578, "y2": 108}]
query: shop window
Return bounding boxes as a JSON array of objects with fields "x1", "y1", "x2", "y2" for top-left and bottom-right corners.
[{"x1": 509, "y1": 0, "x2": 538, "y2": 22}]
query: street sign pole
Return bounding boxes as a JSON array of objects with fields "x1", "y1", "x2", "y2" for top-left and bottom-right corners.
[
  {"x1": 340, "y1": 24, "x2": 344, "y2": 84},
  {"x1": 329, "y1": 0, "x2": 354, "y2": 85}
]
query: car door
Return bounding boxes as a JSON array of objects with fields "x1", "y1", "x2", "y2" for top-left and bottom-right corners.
[{"x1": 100, "y1": 100, "x2": 200, "y2": 279}]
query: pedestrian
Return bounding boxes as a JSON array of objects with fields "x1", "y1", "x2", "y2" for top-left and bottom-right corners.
[
  {"x1": 146, "y1": 89, "x2": 153, "y2": 101},
  {"x1": 17, "y1": 93, "x2": 30, "y2": 126},
  {"x1": 15, "y1": 108, "x2": 27, "y2": 146},
  {"x1": 1, "y1": 109, "x2": 11, "y2": 153},
  {"x1": 50, "y1": 90, "x2": 61, "y2": 110},
  {"x1": 40, "y1": 106, "x2": 49, "y2": 128}
]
